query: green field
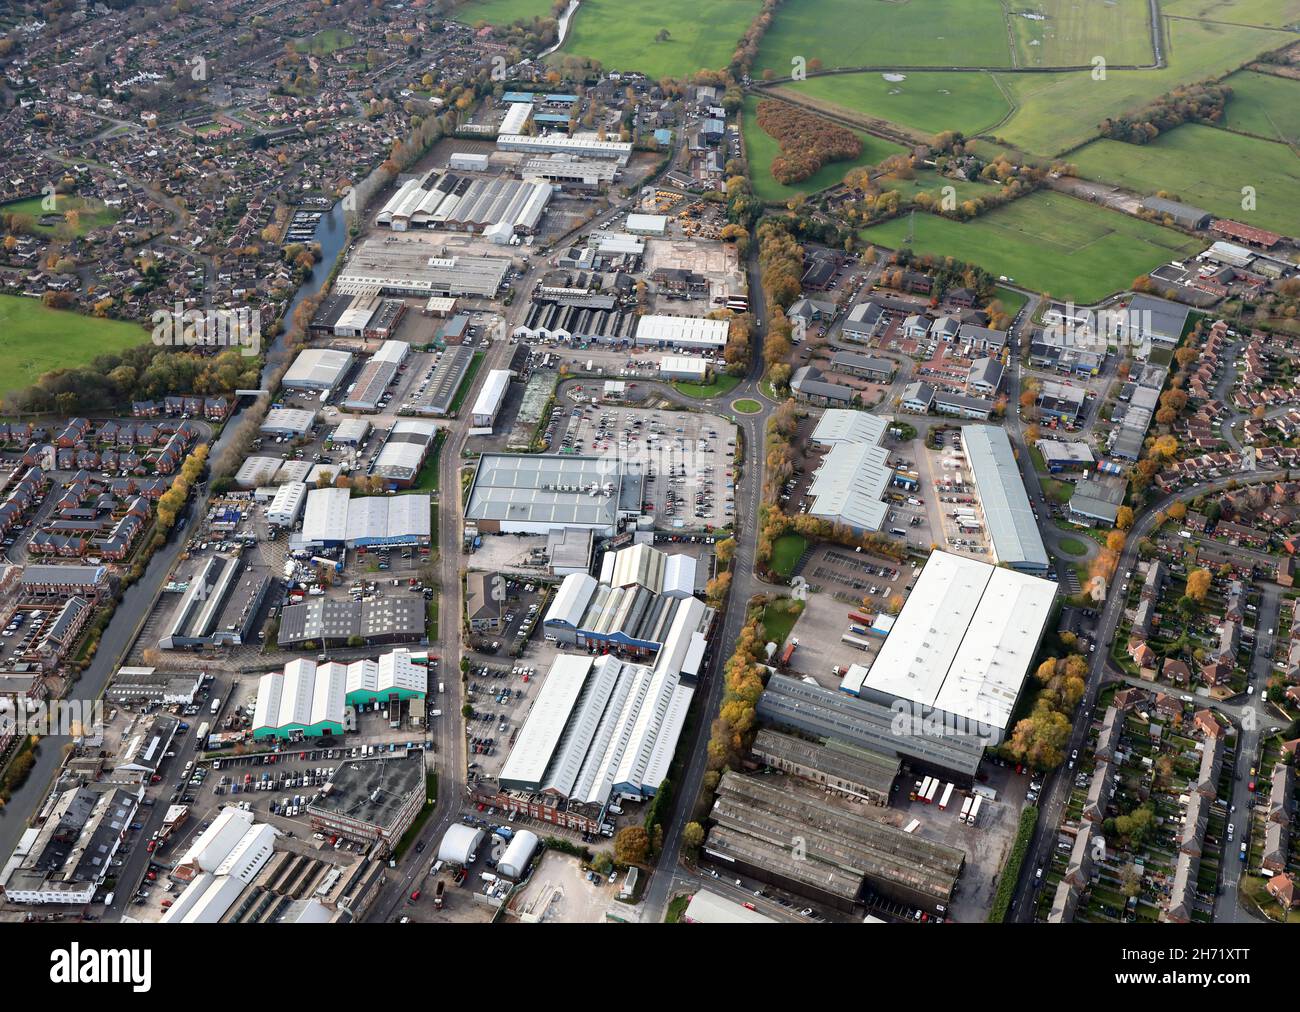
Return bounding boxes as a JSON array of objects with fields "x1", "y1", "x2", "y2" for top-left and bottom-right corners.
[
  {"x1": 993, "y1": 16, "x2": 1291, "y2": 154},
  {"x1": 673, "y1": 373, "x2": 741, "y2": 398},
  {"x1": 754, "y1": 0, "x2": 1011, "y2": 74},
  {"x1": 743, "y1": 95, "x2": 905, "y2": 202},
  {"x1": 875, "y1": 167, "x2": 992, "y2": 207},
  {"x1": 1070, "y1": 123, "x2": 1300, "y2": 236},
  {"x1": 860, "y1": 192, "x2": 1202, "y2": 303},
  {"x1": 760, "y1": 596, "x2": 804, "y2": 641},
  {"x1": 2, "y1": 194, "x2": 120, "y2": 236},
  {"x1": 557, "y1": 0, "x2": 761, "y2": 78},
  {"x1": 769, "y1": 534, "x2": 808, "y2": 579},
  {"x1": 1160, "y1": 0, "x2": 1300, "y2": 27},
  {"x1": 1221, "y1": 70, "x2": 1300, "y2": 143},
  {"x1": 294, "y1": 28, "x2": 356, "y2": 53},
  {"x1": 0, "y1": 295, "x2": 148, "y2": 394},
  {"x1": 457, "y1": 0, "x2": 552, "y2": 24},
  {"x1": 1009, "y1": 0, "x2": 1154, "y2": 68},
  {"x1": 774, "y1": 71, "x2": 1013, "y2": 138}
]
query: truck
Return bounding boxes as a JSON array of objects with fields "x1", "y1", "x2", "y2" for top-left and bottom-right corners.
[
  {"x1": 923, "y1": 779, "x2": 940, "y2": 804},
  {"x1": 210, "y1": 696, "x2": 221, "y2": 717},
  {"x1": 847, "y1": 624, "x2": 869, "y2": 637},
  {"x1": 972, "y1": 784, "x2": 997, "y2": 801},
  {"x1": 967, "y1": 794, "x2": 983, "y2": 826},
  {"x1": 840, "y1": 633, "x2": 871, "y2": 651},
  {"x1": 938, "y1": 782, "x2": 954, "y2": 811},
  {"x1": 847, "y1": 612, "x2": 873, "y2": 626},
  {"x1": 916, "y1": 776, "x2": 933, "y2": 803},
  {"x1": 959, "y1": 795, "x2": 974, "y2": 823},
  {"x1": 196, "y1": 722, "x2": 210, "y2": 744},
  {"x1": 779, "y1": 637, "x2": 798, "y2": 666},
  {"x1": 434, "y1": 880, "x2": 445, "y2": 909}
]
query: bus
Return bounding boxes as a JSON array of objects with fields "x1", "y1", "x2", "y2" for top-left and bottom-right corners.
[{"x1": 938, "y1": 782, "x2": 954, "y2": 811}]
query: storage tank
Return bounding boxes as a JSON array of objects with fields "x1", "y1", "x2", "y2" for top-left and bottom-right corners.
[{"x1": 496, "y1": 829, "x2": 540, "y2": 879}]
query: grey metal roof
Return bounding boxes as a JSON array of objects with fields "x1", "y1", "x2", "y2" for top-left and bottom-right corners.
[{"x1": 962, "y1": 425, "x2": 1049, "y2": 572}]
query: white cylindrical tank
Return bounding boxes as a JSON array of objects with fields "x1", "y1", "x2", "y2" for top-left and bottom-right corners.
[{"x1": 496, "y1": 830, "x2": 540, "y2": 879}]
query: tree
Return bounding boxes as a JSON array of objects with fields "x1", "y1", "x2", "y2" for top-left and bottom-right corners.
[
  {"x1": 614, "y1": 826, "x2": 650, "y2": 866},
  {"x1": 682, "y1": 822, "x2": 705, "y2": 850},
  {"x1": 1116, "y1": 506, "x2": 1134, "y2": 530},
  {"x1": 1185, "y1": 567, "x2": 1212, "y2": 602},
  {"x1": 654, "y1": 28, "x2": 671, "y2": 42}
]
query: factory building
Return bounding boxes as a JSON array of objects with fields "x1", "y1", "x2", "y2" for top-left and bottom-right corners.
[
  {"x1": 343, "y1": 648, "x2": 428, "y2": 706},
  {"x1": 465, "y1": 453, "x2": 645, "y2": 536},
  {"x1": 962, "y1": 426, "x2": 1050, "y2": 573},
  {"x1": 854, "y1": 552, "x2": 1056, "y2": 744},
  {"x1": 267, "y1": 481, "x2": 308, "y2": 528},
  {"x1": 342, "y1": 340, "x2": 410, "y2": 413},
  {"x1": 275, "y1": 596, "x2": 426, "y2": 650},
  {"x1": 634, "y1": 314, "x2": 730, "y2": 351},
  {"x1": 260, "y1": 407, "x2": 316, "y2": 438},
  {"x1": 159, "y1": 553, "x2": 270, "y2": 650},
  {"x1": 252, "y1": 657, "x2": 348, "y2": 740},
  {"x1": 372, "y1": 419, "x2": 439, "y2": 487},
  {"x1": 376, "y1": 169, "x2": 551, "y2": 237},
  {"x1": 496, "y1": 132, "x2": 633, "y2": 164},
  {"x1": 282, "y1": 348, "x2": 354, "y2": 394},
  {"x1": 520, "y1": 154, "x2": 619, "y2": 190},
  {"x1": 299, "y1": 486, "x2": 431, "y2": 548},
  {"x1": 470, "y1": 369, "x2": 513, "y2": 430},
  {"x1": 804, "y1": 410, "x2": 894, "y2": 532},
  {"x1": 410, "y1": 345, "x2": 475, "y2": 417},
  {"x1": 335, "y1": 238, "x2": 511, "y2": 299}
]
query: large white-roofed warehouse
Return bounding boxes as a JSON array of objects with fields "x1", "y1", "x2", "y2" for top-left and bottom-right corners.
[
  {"x1": 342, "y1": 340, "x2": 410, "y2": 413},
  {"x1": 494, "y1": 651, "x2": 695, "y2": 808},
  {"x1": 252, "y1": 657, "x2": 348, "y2": 741},
  {"x1": 298, "y1": 486, "x2": 431, "y2": 548},
  {"x1": 464, "y1": 453, "x2": 645, "y2": 535},
  {"x1": 375, "y1": 169, "x2": 551, "y2": 238},
  {"x1": 372, "y1": 419, "x2": 439, "y2": 487},
  {"x1": 805, "y1": 409, "x2": 894, "y2": 533},
  {"x1": 282, "y1": 348, "x2": 354, "y2": 394},
  {"x1": 962, "y1": 425, "x2": 1050, "y2": 573},
  {"x1": 854, "y1": 551, "x2": 1056, "y2": 744},
  {"x1": 542, "y1": 570, "x2": 713, "y2": 660},
  {"x1": 334, "y1": 238, "x2": 511, "y2": 299}
]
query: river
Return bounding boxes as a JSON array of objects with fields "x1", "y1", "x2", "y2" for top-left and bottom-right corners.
[{"x1": 0, "y1": 200, "x2": 349, "y2": 859}]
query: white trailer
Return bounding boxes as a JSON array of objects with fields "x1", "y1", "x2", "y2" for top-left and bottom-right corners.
[
  {"x1": 959, "y1": 795, "x2": 974, "y2": 823},
  {"x1": 967, "y1": 794, "x2": 983, "y2": 826},
  {"x1": 938, "y1": 782, "x2": 955, "y2": 811}
]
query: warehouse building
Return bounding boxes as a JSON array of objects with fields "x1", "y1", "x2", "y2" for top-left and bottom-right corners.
[
  {"x1": 495, "y1": 651, "x2": 695, "y2": 809},
  {"x1": 343, "y1": 648, "x2": 428, "y2": 706},
  {"x1": 1117, "y1": 294, "x2": 1191, "y2": 349},
  {"x1": 757, "y1": 674, "x2": 986, "y2": 780},
  {"x1": 855, "y1": 552, "x2": 1056, "y2": 744},
  {"x1": 307, "y1": 751, "x2": 426, "y2": 856},
  {"x1": 159, "y1": 553, "x2": 270, "y2": 650},
  {"x1": 1139, "y1": 196, "x2": 1212, "y2": 230},
  {"x1": 372, "y1": 419, "x2": 439, "y2": 487},
  {"x1": 299, "y1": 487, "x2": 431, "y2": 548},
  {"x1": 252, "y1": 657, "x2": 348, "y2": 740},
  {"x1": 465, "y1": 453, "x2": 645, "y2": 535},
  {"x1": 750, "y1": 728, "x2": 899, "y2": 806},
  {"x1": 1069, "y1": 475, "x2": 1127, "y2": 527},
  {"x1": 1035, "y1": 380, "x2": 1087, "y2": 425},
  {"x1": 683, "y1": 889, "x2": 776, "y2": 923},
  {"x1": 1037, "y1": 439, "x2": 1095, "y2": 473},
  {"x1": 376, "y1": 169, "x2": 551, "y2": 237},
  {"x1": 411, "y1": 345, "x2": 476, "y2": 416},
  {"x1": 449, "y1": 152, "x2": 491, "y2": 172},
  {"x1": 496, "y1": 132, "x2": 633, "y2": 164},
  {"x1": 331, "y1": 418, "x2": 371, "y2": 446},
  {"x1": 624, "y1": 213, "x2": 668, "y2": 236},
  {"x1": 542, "y1": 570, "x2": 712, "y2": 663},
  {"x1": 659, "y1": 356, "x2": 709, "y2": 383},
  {"x1": 470, "y1": 369, "x2": 513, "y2": 430},
  {"x1": 805, "y1": 410, "x2": 893, "y2": 533},
  {"x1": 599, "y1": 542, "x2": 697, "y2": 598},
  {"x1": 513, "y1": 301, "x2": 641, "y2": 344},
  {"x1": 260, "y1": 407, "x2": 316, "y2": 438},
  {"x1": 0, "y1": 787, "x2": 138, "y2": 904},
  {"x1": 634, "y1": 314, "x2": 730, "y2": 351},
  {"x1": 546, "y1": 527, "x2": 595, "y2": 576},
  {"x1": 335, "y1": 238, "x2": 511, "y2": 299},
  {"x1": 282, "y1": 348, "x2": 354, "y2": 394},
  {"x1": 267, "y1": 481, "x2": 308, "y2": 528},
  {"x1": 520, "y1": 154, "x2": 619, "y2": 190},
  {"x1": 498, "y1": 101, "x2": 533, "y2": 136},
  {"x1": 963, "y1": 426, "x2": 1049, "y2": 573},
  {"x1": 704, "y1": 771, "x2": 964, "y2": 914},
  {"x1": 342, "y1": 340, "x2": 410, "y2": 413},
  {"x1": 276, "y1": 596, "x2": 425, "y2": 649}
]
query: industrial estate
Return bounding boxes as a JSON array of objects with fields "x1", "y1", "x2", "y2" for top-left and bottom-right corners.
[{"x1": 0, "y1": 0, "x2": 1297, "y2": 955}]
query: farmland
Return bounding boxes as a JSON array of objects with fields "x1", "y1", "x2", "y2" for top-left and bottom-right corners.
[
  {"x1": 1070, "y1": 124, "x2": 1300, "y2": 236},
  {"x1": 743, "y1": 95, "x2": 904, "y2": 202},
  {"x1": 0, "y1": 295, "x2": 148, "y2": 395},
  {"x1": 557, "y1": 0, "x2": 761, "y2": 79},
  {"x1": 456, "y1": 0, "x2": 552, "y2": 24},
  {"x1": 772, "y1": 71, "x2": 1013, "y2": 138},
  {"x1": 1008, "y1": 0, "x2": 1154, "y2": 68},
  {"x1": 859, "y1": 192, "x2": 1202, "y2": 303},
  {"x1": 1220, "y1": 70, "x2": 1300, "y2": 143},
  {"x1": 992, "y1": 16, "x2": 1291, "y2": 154},
  {"x1": 753, "y1": 0, "x2": 1011, "y2": 73}
]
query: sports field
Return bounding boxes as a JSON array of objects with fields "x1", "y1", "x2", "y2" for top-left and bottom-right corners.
[
  {"x1": 743, "y1": 96, "x2": 905, "y2": 202},
  {"x1": 773, "y1": 71, "x2": 1012, "y2": 138},
  {"x1": 1, "y1": 194, "x2": 120, "y2": 236},
  {"x1": 993, "y1": 16, "x2": 1291, "y2": 154},
  {"x1": 859, "y1": 193, "x2": 1202, "y2": 303},
  {"x1": 1070, "y1": 123, "x2": 1300, "y2": 236},
  {"x1": 1220, "y1": 70, "x2": 1300, "y2": 143},
  {"x1": 293, "y1": 28, "x2": 356, "y2": 53},
  {"x1": 457, "y1": 0, "x2": 552, "y2": 23},
  {"x1": 558, "y1": 0, "x2": 761, "y2": 78},
  {"x1": 754, "y1": 0, "x2": 1011, "y2": 74},
  {"x1": 0, "y1": 295, "x2": 148, "y2": 393},
  {"x1": 1009, "y1": 0, "x2": 1154, "y2": 68}
]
